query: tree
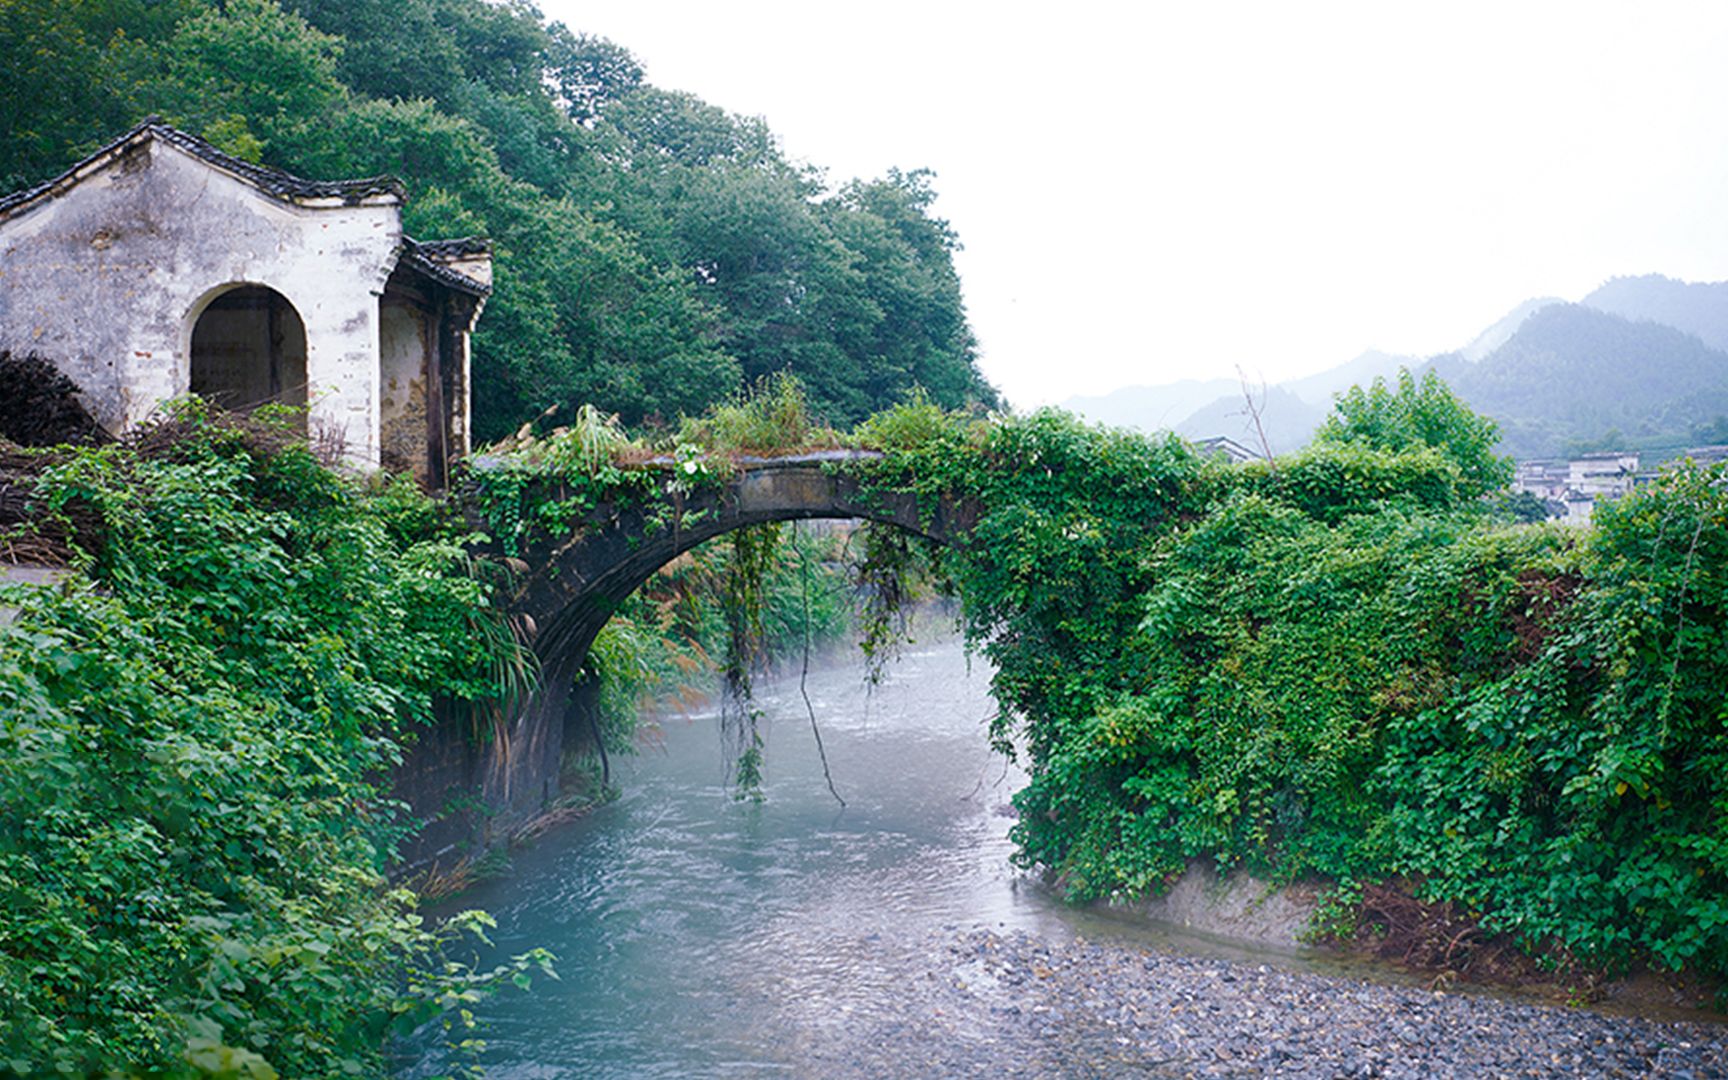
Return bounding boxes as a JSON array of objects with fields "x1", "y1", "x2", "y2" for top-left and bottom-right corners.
[
  {"x1": 1492, "y1": 489, "x2": 1552, "y2": 524},
  {"x1": 0, "y1": 0, "x2": 999, "y2": 441},
  {"x1": 545, "y1": 27, "x2": 643, "y2": 127},
  {"x1": 279, "y1": 0, "x2": 465, "y2": 106},
  {"x1": 1315, "y1": 369, "x2": 1513, "y2": 498},
  {"x1": 827, "y1": 170, "x2": 996, "y2": 414},
  {"x1": 0, "y1": 0, "x2": 197, "y2": 190},
  {"x1": 158, "y1": 0, "x2": 347, "y2": 163}
]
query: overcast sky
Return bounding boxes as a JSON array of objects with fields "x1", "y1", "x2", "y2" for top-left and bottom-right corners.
[{"x1": 540, "y1": 1, "x2": 1728, "y2": 409}]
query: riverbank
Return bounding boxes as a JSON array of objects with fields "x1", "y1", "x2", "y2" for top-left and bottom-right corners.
[
  {"x1": 785, "y1": 925, "x2": 1727, "y2": 1078},
  {"x1": 1083, "y1": 862, "x2": 1724, "y2": 1020}
]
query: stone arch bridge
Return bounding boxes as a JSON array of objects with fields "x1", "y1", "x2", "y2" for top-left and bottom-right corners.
[{"x1": 396, "y1": 452, "x2": 978, "y2": 868}]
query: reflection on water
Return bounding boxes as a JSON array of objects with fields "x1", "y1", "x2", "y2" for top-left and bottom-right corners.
[{"x1": 397, "y1": 638, "x2": 1483, "y2": 1077}]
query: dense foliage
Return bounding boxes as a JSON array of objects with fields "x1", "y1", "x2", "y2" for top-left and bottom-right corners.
[
  {"x1": 857, "y1": 375, "x2": 1728, "y2": 981},
  {"x1": 468, "y1": 377, "x2": 855, "y2": 796},
  {"x1": 1, "y1": 0, "x2": 997, "y2": 440},
  {"x1": 0, "y1": 410, "x2": 553, "y2": 1076}
]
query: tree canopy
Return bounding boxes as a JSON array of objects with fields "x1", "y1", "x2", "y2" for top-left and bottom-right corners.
[{"x1": 0, "y1": 0, "x2": 999, "y2": 441}]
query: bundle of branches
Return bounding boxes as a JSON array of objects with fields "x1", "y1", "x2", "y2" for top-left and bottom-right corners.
[
  {"x1": 124, "y1": 401, "x2": 305, "y2": 464},
  {"x1": 0, "y1": 442, "x2": 90, "y2": 566},
  {"x1": 1352, "y1": 880, "x2": 1593, "y2": 992},
  {"x1": 0, "y1": 351, "x2": 107, "y2": 448},
  {"x1": 2, "y1": 402, "x2": 316, "y2": 567}
]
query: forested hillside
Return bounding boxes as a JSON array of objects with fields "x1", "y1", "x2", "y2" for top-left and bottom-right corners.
[
  {"x1": 1, "y1": 0, "x2": 997, "y2": 440},
  {"x1": 1073, "y1": 282, "x2": 1728, "y2": 461},
  {"x1": 1426, "y1": 303, "x2": 1728, "y2": 458}
]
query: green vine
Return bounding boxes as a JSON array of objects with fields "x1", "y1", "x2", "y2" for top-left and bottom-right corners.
[
  {"x1": 843, "y1": 381, "x2": 1728, "y2": 986},
  {"x1": 720, "y1": 523, "x2": 781, "y2": 800},
  {"x1": 850, "y1": 521, "x2": 924, "y2": 688},
  {"x1": 0, "y1": 408, "x2": 557, "y2": 1075}
]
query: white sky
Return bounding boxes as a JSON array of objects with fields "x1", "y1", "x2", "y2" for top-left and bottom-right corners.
[{"x1": 540, "y1": 0, "x2": 1728, "y2": 408}]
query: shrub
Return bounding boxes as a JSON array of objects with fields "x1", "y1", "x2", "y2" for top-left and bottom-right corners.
[
  {"x1": 0, "y1": 412, "x2": 549, "y2": 1075},
  {"x1": 856, "y1": 388, "x2": 1728, "y2": 981}
]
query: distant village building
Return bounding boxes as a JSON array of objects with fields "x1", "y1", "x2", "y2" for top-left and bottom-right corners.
[
  {"x1": 1194, "y1": 435, "x2": 1266, "y2": 465},
  {"x1": 1512, "y1": 459, "x2": 1567, "y2": 499},
  {"x1": 0, "y1": 119, "x2": 491, "y2": 486},
  {"x1": 1511, "y1": 451, "x2": 1641, "y2": 525},
  {"x1": 1510, "y1": 447, "x2": 1728, "y2": 525},
  {"x1": 1510, "y1": 459, "x2": 1572, "y2": 523},
  {"x1": 1567, "y1": 452, "x2": 1641, "y2": 498},
  {"x1": 1557, "y1": 451, "x2": 1641, "y2": 525}
]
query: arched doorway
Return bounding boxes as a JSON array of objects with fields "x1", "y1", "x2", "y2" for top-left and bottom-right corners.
[{"x1": 188, "y1": 285, "x2": 308, "y2": 419}]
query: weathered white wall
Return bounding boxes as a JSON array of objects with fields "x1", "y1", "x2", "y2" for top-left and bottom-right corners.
[
  {"x1": 453, "y1": 314, "x2": 474, "y2": 455},
  {"x1": 0, "y1": 138, "x2": 400, "y2": 465}
]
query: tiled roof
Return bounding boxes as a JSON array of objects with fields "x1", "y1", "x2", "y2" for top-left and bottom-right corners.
[
  {"x1": 411, "y1": 236, "x2": 491, "y2": 259},
  {"x1": 0, "y1": 119, "x2": 492, "y2": 296},
  {"x1": 401, "y1": 238, "x2": 492, "y2": 297},
  {"x1": 0, "y1": 117, "x2": 405, "y2": 221}
]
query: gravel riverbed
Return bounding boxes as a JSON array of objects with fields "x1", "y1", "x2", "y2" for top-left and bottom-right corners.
[{"x1": 782, "y1": 926, "x2": 1727, "y2": 1078}]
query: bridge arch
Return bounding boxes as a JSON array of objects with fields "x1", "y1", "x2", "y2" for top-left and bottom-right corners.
[
  {"x1": 509, "y1": 452, "x2": 969, "y2": 687},
  {"x1": 395, "y1": 452, "x2": 977, "y2": 865}
]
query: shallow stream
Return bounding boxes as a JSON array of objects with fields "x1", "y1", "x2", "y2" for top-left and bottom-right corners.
[
  {"x1": 400, "y1": 638, "x2": 1389, "y2": 1076},
  {"x1": 399, "y1": 637, "x2": 1719, "y2": 1077}
]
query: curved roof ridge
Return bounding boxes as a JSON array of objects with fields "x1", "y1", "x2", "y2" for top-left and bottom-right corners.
[
  {"x1": 0, "y1": 117, "x2": 405, "y2": 222},
  {"x1": 408, "y1": 236, "x2": 492, "y2": 259}
]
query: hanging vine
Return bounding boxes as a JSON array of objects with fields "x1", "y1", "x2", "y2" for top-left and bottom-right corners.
[
  {"x1": 795, "y1": 522, "x2": 846, "y2": 808},
  {"x1": 850, "y1": 521, "x2": 924, "y2": 688},
  {"x1": 720, "y1": 522, "x2": 781, "y2": 800}
]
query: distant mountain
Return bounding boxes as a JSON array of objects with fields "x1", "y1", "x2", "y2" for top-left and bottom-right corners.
[
  {"x1": 1281, "y1": 350, "x2": 1414, "y2": 407},
  {"x1": 1425, "y1": 303, "x2": 1728, "y2": 459},
  {"x1": 1457, "y1": 297, "x2": 1563, "y2": 362},
  {"x1": 1174, "y1": 385, "x2": 1327, "y2": 457},
  {"x1": 1059, "y1": 378, "x2": 1239, "y2": 431},
  {"x1": 1062, "y1": 274, "x2": 1728, "y2": 461},
  {"x1": 1581, "y1": 274, "x2": 1728, "y2": 353},
  {"x1": 1061, "y1": 351, "x2": 1412, "y2": 436}
]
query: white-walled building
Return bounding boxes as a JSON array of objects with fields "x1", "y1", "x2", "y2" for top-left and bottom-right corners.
[
  {"x1": 0, "y1": 119, "x2": 490, "y2": 486},
  {"x1": 1510, "y1": 451, "x2": 1654, "y2": 525}
]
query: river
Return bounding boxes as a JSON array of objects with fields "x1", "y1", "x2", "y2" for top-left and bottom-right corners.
[{"x1": 400, "y1": 636, "x2": 1726, "y2": 1078}]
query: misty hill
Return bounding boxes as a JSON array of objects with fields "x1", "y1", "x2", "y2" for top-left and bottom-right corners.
[
  {"x1": 1581, "y1": 274, "x2": 1728, "y2": 353},
  {"x1": 1061, "y1": 274, "x2": 1728, "y2": 461},
  {"x1": 1163, "y1": 350, "x2": 1411, "y2": 449},
  {"x1": 1425, "y1": 303, "x2": 1728, "y2": 458},
  {"x1": 1458, "y1": 297, "x2": 1563, "y2": 362},
  {"x1": 1281, "y1": 349, "x2": 1414, "y2": 407},
  {"x1": 1060, "y1": 378, "x2": 1240, "y2": 431},
  {"x1": 1060, "y1": 350, "x2": 1410, "y2": 436},
  {"x1": 1174, "y1": 385, "x2": 1327, "y2": 456}
]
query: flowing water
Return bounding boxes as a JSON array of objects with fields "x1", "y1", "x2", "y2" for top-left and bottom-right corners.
[{"x1": 396, "y1": 637, "x2": 1554, "y2": 1077}]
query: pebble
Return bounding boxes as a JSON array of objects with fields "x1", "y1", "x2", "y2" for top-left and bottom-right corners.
[{"x1": 790, "y1": 927, "x2": 1728, "y2": 1078}]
